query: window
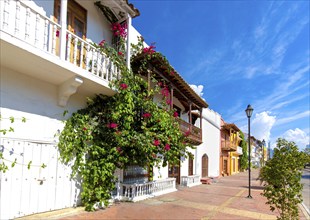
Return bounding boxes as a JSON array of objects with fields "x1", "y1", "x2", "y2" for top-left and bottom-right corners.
[
  {"x1": 54, "y1": 0, "x2": 87, "y2": 38},
  {"x1": 123, "y1": 165, "x2": 150, "y2": 184}
]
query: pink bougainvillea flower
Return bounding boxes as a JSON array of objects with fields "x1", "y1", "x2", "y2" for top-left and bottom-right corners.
[
  {"x1": 116, "y1": 147, "x2": 122, "y2": 153},
  {"x1": 166, "y1": 99, "x2": 171, "y2": 105},
  {"x1": 111, "y1": 22, "x2": 127, "y2": 38},
  {"x1": 99, "y1": 39, "x2": 105, "y2": 47},
  {"x1": 173, "y1": 111, "x2": 179, "y2": 117},
  {"x1": 184, "y1": 130, "x2": 191, "y2": 137},
  {"x1": 142, "y1": 112, "x2": 151, "y2": 118},
  {"x1": 157, "y1": 82, "x2": 163, "y2": 88},
  {"x1": 143, "y1": 45, "x2": 156, "y2": 55},
  {"x1": 161, "y1": 87, "x2": 170, "y2": 97},
  {"x1": 120, "y1": 83, "x2": 128, "y2": 90},
  {"x1": 107, "y1": 123, "x2": 118, "y2": 129},
  {"x1": 153, "y1": 139, "x2": 160, "y2": 146},
  {"x1": 56, "y1": 30, "x2": 60, "y2": 37},
  {"x1": 164, "y1": 144, "x2": 171, "y2": 151}
]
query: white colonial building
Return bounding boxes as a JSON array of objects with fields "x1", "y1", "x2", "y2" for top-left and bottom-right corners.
[{"x1": 0, "y1": 0, "x2": 216, "y2": 219}]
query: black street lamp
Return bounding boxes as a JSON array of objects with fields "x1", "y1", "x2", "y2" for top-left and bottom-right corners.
[
  {"x1": 262, "y1": 139, "x2": 265, "y2": 167},
  {"x1": 245, "y1": 104, "x2": 253, "y2": 199}
]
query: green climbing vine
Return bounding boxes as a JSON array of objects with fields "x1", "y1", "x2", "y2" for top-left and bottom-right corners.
[{"x1": 58, "y1": 31, "x2": 192, "y2": 210}]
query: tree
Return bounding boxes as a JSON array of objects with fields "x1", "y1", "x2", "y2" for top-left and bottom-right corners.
[
  {"x1": 58, "y1": 36, "x2": 192, "y2": 211},
  {"x1": 239, "y1": 131, "x2": 248, "y2": 171},
  {"x1": 259, "y1": 138, "x2": 310, "y2": 220}
]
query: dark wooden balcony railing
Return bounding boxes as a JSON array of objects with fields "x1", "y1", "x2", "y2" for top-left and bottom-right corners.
[
  {"x1": 221, "y1": 140, "x2": 237, "y2": 151},
  {"x1": 177, "y1": 118, "x2": 202, "y2": 145}
]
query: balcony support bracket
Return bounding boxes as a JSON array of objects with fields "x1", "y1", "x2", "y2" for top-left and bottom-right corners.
[{"x1": 58, "y1": 76, "x2": 83, "y2": 107}]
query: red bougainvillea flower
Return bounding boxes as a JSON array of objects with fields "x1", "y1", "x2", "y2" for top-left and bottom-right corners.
[
  {"x1": 173, "y1": 111, "x2": 179, "y2": 117},
  {"x1": 107, "y1": 123, "x2": 118, "y2": 129},
  {"x1": 143, "y1": 45, "x2": 156, "y2": 55},
  {"x1": 166, "y1": 99, "x2": 171, "y2": 105},
  {"x1": 120, "y1": 83, "x2": 128, "y2": 90},
  {"x1": 153, "y1": 139, "x2": 160, "y2": 146},
  {"x1": 164, "y1": 144, "x2": 171, "y2": 151},
  {"x1": 157, "y1": 82, "x2": 163, "y2": 88},
  {"x1": 170, "y1": 71, "x2": 175, "y2": 75},
  {"x1": 161, "y1": 87, "x2": 170, "y2": 97},
  {"x1": 99, "y1": 40, "x2": 105, "y2": 47},
  {"x1": 118, "y1": 51, "x2": 124, "y2": 56},
  {"x1": 184, "y1": 130, "x2": 191, "y2": 137},
  {"x1": 83, "y1": 127, "x2": 87, "y2": 131},
  {"x1": 56, "y1": 30, "x2": 60, "y2": 37},
  {"x1": 111, "y1": 22, "x2": 127, "y2": 38},
  {"x1": 142, "y1": 112, "x2": 151, "y2": 118}
]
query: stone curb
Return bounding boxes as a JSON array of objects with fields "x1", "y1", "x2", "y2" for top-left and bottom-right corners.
[
  {"x1": 300, "y1": 202, "x2": 310, "y2": 219},
  {"x1": 15, "y1": 207, "x2": 85, "y2": 220}
]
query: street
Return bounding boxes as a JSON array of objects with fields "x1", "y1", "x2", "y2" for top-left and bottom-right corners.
[
  {"x1": 57, "y1": 169, "x2": 308, "y2": 220},
  {"x1": 302, "y1": 167, "x2": 310, "y2": 214}
]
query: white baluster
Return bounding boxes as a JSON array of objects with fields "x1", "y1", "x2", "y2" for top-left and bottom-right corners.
[
  {"x1": 51, "y1": 25, "x2": 57, "y2": 55},
  {"x1": 43, "y1": 19, "x2": 48, "y2": 51},
  {"x1": 73, "y1": 37, "x2": 78, "y2": 65},
  {"x1": 34, "y1": 13, "x2": 40, "y2": 46},
  {"x1": 86, "y1": 44, "x2": 90, "y2": 71},
  {"x1": 91, "y1": 48, "x2": 95, "y2": 74},
  {"x1": 79, "y1": 41, "x2": 84, "y2": 68},
  {"x1": 25, "y1": 7, "x2": 30, "y2": 41},
  {"x1": 2, "y1": 0, "x2": 10, "y2": 31},
  {"x1": 96, "y1": 51, "x2": 100, "y2": 77},
  {"x1": 15, "y1": 1, "x2": 20, "y2": 35},
  {"x1": 66, "y1": 33, "x2": 71, "y2": 61}
]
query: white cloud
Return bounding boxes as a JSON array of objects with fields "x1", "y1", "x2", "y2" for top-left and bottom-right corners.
[
  {"x1": 282, "y1": 128, "x2": 310, "y2": 150},
  {"x1": 276, "y1": 110, "x2": 310, "y2": 126},
  {"x1": 251, "y1": 112, "x2": 276, "y2": 142},
  {"x1": 190, "y1": 84, "x2": 204, "y2": 97}
]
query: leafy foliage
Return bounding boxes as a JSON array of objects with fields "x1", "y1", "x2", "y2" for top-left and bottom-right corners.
[
  {"x1": 259, "y1": 138, "x2": 310, "y2": 220},
  {"x1": 239, "y1": 131, "x2": 248, "y2": 171},
  {"x1": 58, "y1": 38, "x2": 192, "y2": 211}
]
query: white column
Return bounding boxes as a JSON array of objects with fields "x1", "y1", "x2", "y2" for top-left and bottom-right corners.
[
  {"x1": 126, "y1": 14, "x2": 132, "y2": 69},
  {"x1": 59, "y1": 0, "x2": 68, "y2": 60}
]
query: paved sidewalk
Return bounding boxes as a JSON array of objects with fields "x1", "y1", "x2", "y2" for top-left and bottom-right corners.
[{"x1": 55, "y1": 169, "x2": 309, "y2": 220}]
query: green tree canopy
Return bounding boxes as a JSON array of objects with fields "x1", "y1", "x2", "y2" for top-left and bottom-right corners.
[{"x1": 259, "y1": 138, "x2": 310, "y2": 220}]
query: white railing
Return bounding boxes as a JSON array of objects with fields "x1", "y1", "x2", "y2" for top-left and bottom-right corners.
[
  {"x1": 0, "y1": 0, "x2": 120, "y2": 83},
  {"x1": 181, "y1": 175, "x2": 201, "y2": 187},
  {"x1": 118, "y1": 178, "x2": 176, "y2": 202}
]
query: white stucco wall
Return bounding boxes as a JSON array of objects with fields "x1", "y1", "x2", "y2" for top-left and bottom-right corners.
[
  {"x1": 194, "y1": 108, "x2": 221, "y2": 178},
  {"x1": 0, "y1": 67, "x2": 87, "y2": 141}
]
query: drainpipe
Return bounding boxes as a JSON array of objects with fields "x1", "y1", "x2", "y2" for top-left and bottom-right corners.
[
  {"x1": 59, "y1": 0, "x2": 67, "y2": 60},
  {"x1": 126, "y1": 14, "x2": 132, "y2": 69}
]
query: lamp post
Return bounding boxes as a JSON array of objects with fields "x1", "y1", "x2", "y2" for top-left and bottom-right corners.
[
  {"x1": 245, "y1": 104, "x2": 253, "y2": 199},
  {"x1": 262, "y1": 139, "x2": 265, "y2": 166}
]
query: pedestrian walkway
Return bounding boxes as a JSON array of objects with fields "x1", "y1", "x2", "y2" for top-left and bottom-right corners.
[{"x1": 18, "y1": 169, "x2": 310, "y2": 220}]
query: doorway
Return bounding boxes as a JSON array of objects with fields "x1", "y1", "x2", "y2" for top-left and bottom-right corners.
[
  {"x1": 201, "y1": 154, "x2": 208, "y2": 177},
  {"x1": 168, "y1": 161, "x2": 181, "y2": 184}
]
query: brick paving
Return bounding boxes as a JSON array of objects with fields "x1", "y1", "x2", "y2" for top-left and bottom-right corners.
[{"x1": 56, "y1": 169, "x2": 309, "y2": 220}]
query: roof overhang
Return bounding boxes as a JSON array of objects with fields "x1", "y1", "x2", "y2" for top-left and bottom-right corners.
[
  {"x1": 132, "y1": 53, "x2": 209, "y2": 111},
  {"x1": 221, "y1": 123, "x2": 240, "y2": 132},
  {"x1": 94, "y1": 0, "x2": 140, "y2": 23}
]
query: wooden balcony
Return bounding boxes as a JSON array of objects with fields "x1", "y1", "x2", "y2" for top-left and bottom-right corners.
[
  {"x1": 177, "y1": 118, "x2": 202, "y2": 145},
  {"x1": 221, "y1": 140, "x2": 237, "y2": 151}
]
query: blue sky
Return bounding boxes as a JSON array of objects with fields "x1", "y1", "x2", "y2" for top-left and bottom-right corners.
[{"x1": 131, "y1": 0, "x2": 310, "y2": 150}]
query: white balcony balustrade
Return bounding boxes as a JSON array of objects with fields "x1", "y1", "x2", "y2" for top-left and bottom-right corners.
[
  {"x1": 180, "y1": 175, "x2": 201, "y2": 187},
  {"x1": 0, "y1": 0, "x2": 121, "y2": 93},
  {"x1": 115, "y1": 178, "x2": 177, "y2": 202}
]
